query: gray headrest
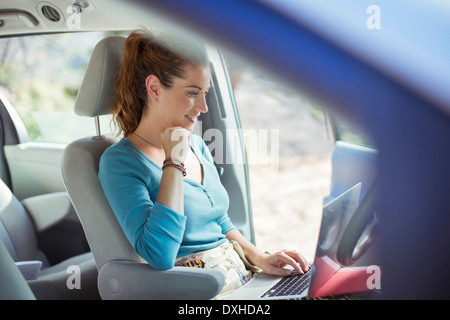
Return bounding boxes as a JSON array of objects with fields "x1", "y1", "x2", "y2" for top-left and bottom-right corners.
[{"x1": 74, "y1": 36, "x2": 126, "y2": 117}]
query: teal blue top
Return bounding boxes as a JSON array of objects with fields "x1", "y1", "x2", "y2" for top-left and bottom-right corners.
[{"x1": 98, "y1": 134, "x2": 236, "y2": 269}]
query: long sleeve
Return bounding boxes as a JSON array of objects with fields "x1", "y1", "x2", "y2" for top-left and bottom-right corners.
[
  {"x1": 99, "y1": 143, "x2": 186, "y2": 270},
  {"x1": 217, "y1": 214, "x2": 236, "y2": 234}
]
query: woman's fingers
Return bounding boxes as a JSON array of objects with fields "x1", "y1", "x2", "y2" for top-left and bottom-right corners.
[
  {"x1": 283, "y1": 250, "x2": 310, "y2": 272},
  {"x1": 267, "y1": 250, "x2": 310, "y2": 276}
]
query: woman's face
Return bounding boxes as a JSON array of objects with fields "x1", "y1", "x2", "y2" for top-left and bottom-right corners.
[{"x1": 154, "y1": 64, "x2": 211, "y2": 132}]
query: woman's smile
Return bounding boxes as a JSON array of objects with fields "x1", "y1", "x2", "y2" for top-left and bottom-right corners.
[{"x1": 185, "y1": 114, "x2": 198, "y2": 124}]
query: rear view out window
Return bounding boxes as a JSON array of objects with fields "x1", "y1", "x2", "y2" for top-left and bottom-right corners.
[
  {"x1": 333, "y1": 116, "x2": 376, "y2": 148},
  {"x1": 0, "y1": 31, "x2": 126, "y2": 144}
]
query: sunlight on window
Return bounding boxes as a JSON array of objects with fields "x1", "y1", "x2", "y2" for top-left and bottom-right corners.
[
  {"x1": 228, "y1": 56, "x2": 334, "y2": 260},
  {"x1": 0, "y1": 31, "x2": 127, "y2": 144}
]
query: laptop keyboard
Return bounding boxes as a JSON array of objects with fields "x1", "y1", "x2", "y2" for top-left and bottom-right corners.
[{"x1": 260, "y1": 269, "x2": 311, "y2": 298}]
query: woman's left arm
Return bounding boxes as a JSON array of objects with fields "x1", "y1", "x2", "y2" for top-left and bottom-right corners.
[{"x1": 225, "y1": 229, "x2": 310, "y2": 276}]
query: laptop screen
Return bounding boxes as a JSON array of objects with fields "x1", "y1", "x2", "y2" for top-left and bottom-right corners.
[{"x1": 308, "y1": 182, "x2": 375, "y2": 298}]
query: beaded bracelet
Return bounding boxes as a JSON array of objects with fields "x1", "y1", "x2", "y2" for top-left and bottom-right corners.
[
  {"x1": 162, "y1": 159, "x2": 186, "y2": 176},
  {"x1": 163, "y1": 158, "x2": 185, "y2": 167}
]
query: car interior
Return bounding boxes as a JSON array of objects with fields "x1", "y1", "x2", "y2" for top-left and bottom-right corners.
[
  {"x1": 0, "y1": 0, "x2": 390, "y2": 300},
  {"x1": 0, "y1": 0, "x2": 259, "y2": 300}
]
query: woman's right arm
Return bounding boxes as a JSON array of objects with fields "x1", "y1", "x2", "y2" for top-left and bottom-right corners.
[{"x1": 156, "y1": 127, "x2": 191, "y2": 214}]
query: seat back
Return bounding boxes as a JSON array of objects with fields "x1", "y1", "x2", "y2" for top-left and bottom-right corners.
[
  {"x1": 61, "y1": 37, "x2": 144, "y2": 271},
  {"x1": 62, "y1": 136, "x2": 144, "y2": 269}
]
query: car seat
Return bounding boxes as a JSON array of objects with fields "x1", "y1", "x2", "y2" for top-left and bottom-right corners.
[
  {"x1": 61, "y1": 36, "x2": 224, "y2": 300},
  {"x1": 0, "y1": 179, "x2": 99, "y2": 299}
]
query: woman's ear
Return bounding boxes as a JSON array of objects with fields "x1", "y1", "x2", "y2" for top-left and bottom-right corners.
[{"x1": 145, "y1": 75, "x2": 161, "y2": 101}]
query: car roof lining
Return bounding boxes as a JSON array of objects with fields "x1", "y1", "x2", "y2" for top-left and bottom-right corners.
[{"x1": 0, "y1": 0, "x2": 153, "y2": 37}]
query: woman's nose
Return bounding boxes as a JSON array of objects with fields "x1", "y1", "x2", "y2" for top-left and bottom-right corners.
[{"x1": 199, "y1": 96, "x2": 208, "y2": 113}]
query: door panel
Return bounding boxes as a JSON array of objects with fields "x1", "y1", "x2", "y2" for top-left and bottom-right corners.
[{"x1": 4, "y1": 142, "x2": 65, "y2": 200}]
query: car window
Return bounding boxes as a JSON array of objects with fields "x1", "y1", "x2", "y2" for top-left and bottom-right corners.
[
  {"x1": 0, "y1": 31, "x2": 127, "y2": 144},
  {"x1": 333, "y1": 116, "x2": 376, "y2": 148},
  {"x1": 226, "y1": 54, "x2": 334, "y2": 260}
]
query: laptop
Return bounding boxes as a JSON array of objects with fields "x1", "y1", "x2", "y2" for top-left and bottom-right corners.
[{"x1": 225, "y1": 182, "x2": 362, "y2": 300}]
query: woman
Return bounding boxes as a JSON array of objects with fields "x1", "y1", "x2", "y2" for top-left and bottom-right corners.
[{"x1": 98, "y1": 29, "x2": 310, "y2": 297}]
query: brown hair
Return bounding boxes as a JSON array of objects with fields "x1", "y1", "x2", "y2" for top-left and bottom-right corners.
[{"x1": 112, "y1": 29, "x2": 208, "y2": 137}]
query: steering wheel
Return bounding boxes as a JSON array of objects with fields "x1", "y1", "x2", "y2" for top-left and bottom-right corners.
[{"x1": 336, "y1": 179, "x2": 379, "y2": 266}]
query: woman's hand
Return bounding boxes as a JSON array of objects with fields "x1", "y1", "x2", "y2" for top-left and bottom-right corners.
[
  {"x1": 254, "y1": 250, "x2": 310, "y2": 277},
  {"x1": 157, "y1": 127, "x2": 190, "y2": 214},
  {"x1": 226, "y1": 229, "x2": 310, "y2": 277},
  {"x1": 160, "y1": 127, "x2": 191, "y2": 163}
]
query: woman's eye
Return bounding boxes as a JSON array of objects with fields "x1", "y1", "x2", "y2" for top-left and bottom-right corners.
[{"x1": 188, "y1": 91, "x2": 199, "y2": 97}]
